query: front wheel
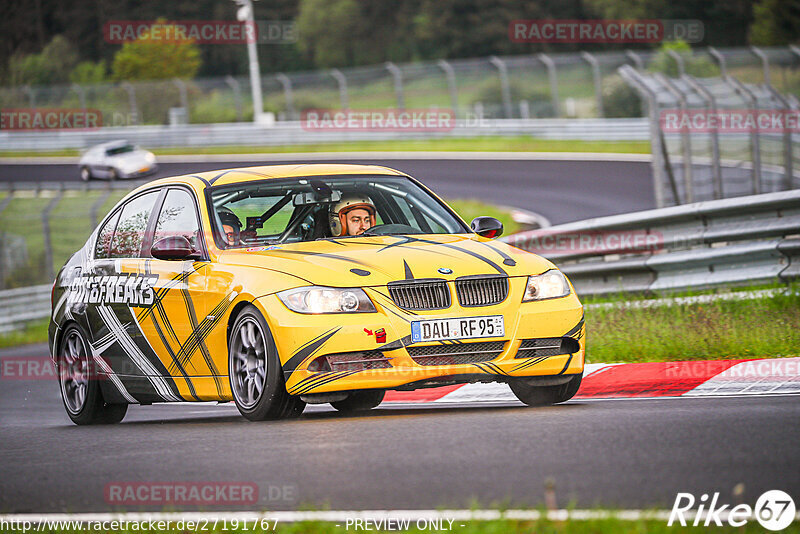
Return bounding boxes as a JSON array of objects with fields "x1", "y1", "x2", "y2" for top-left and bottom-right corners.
[
  {"x1": 228, "y1": 305, "x2": 305, "y2": 421},
  {"x1": 331, "y1": 390, "x2": 385, "y2": 412},
  {"x1": 58, "y1": 325, "x2": 128, "y2": 425},
  {"x1": 79, "y1": 166, "x2": 92, "y2": 181},
  {"x1": 509, "y1": 373, "x2": 582, "y2": 407}
]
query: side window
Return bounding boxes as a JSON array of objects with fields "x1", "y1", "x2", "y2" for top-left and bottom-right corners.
[
  {"x1": 153, "y1": 189, "x2": 201, "y2": 250},
  {"x1": 95, "y1": 210, "x2": 120, "y2": 259},
  {"x1": 109, "y1": 191, "x2": 159, "y2": 258}
]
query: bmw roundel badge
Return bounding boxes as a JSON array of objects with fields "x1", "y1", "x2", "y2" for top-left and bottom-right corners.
[{"x1": 438, "y1": 267, "x2": 453, "y2": 274}]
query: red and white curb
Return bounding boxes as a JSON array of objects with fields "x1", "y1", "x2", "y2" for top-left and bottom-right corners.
[{"x1": 382, "y1": 357, "x2": 800, "y2": 404}]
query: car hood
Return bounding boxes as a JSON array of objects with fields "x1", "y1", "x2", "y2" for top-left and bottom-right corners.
[{"x1": 217, "y1": 234, "x2": 555, "y2": 287}]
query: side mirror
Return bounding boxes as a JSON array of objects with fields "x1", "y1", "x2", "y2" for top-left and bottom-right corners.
[
  {"x1": 471, "y1": 216, "x2": 504, "y2": 238},
  {"x1": 151, "y1": 236, "x2": 200, "y2": 261}
]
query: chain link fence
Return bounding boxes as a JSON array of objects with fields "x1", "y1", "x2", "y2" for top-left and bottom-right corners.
[
  {"x1": 2, "y1": 47, "x2": 797, "y2": 125},
  {"x1": 619, "y1": 49, "x2": 799, "y2": 207}
]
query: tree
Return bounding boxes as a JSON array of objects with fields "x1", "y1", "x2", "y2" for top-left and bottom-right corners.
[
  {"x1": 111, "y1": 21, "x2": 201, "y2": 81},
  {"x1": 8, "y1": 35, "x2": 78, "y2": 85},
  {"x1": 70, "y1": 61, "x2": 106, "y2": 84},
  {"x1": 750, "y1": 0, "x2": 800, "y2": 45},
  {"x1": 296, "y1": 0, "x2": 360, "y2": 68}
]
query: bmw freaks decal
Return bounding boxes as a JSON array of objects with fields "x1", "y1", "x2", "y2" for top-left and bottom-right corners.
[{"x1": 67, "y1": 273, "x2": 159, "y2": 307}]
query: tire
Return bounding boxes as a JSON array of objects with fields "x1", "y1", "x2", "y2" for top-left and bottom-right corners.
[
  {"x1": 79, "y1": 166, "x2": 92, "y2": 182},
  {"x1": 228, "y1": 305, "x2": 305, "y2": 421},
  {"x1": 58, "y1": 324, "x2": 128, "y2": 425},
  {"x1": 109, "y1": 168, "x2": 118, "y2": 181},
  {"x1": 330, "y1": 390, "x2": 385, "y2": 412},
  {"x1": 509, "y1": 373, "x2": 583, "y2": 407}
]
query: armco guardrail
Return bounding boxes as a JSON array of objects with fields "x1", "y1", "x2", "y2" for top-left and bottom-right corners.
[
  {"x1": 0, "y1": 118, "x2": 649, "y2": 151},
  {"x1": 502, "y1": 190, "x2": 800, "y2": 296},
  {"x1": 0, "y1": 284, "x2": 51, "y2": 334}
]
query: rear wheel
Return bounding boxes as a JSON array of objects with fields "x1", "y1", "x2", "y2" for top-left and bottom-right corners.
[
  {"x1": 331, "y1": 390, "x2": 385, "y2": 412},
  {"x1": 229, "y1": 305, "x2": 305, "y2": 421},
  {"x1": 58, "y1": 325, "x2": 128, "y2": 425},
  {"x1": 509, "y1": 373, "x2": 582, "y2": 407}
]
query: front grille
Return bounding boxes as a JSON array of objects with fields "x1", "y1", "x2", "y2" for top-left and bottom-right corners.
[
  {"x1": 388, "y1": 279, "x2": 451, "y2": 310},
  {"x1": 455, "y1": 276, "x2": 509, "y2": 307},
  {"x1": 514, "y1": 337, "x2": 580, "y2": 359},
  {"x1": 325, "y1": 351, "x2": 392, "y2": 372},
  {"x1": 408, "y1": 341, "x2": 505, "y2": 366}
]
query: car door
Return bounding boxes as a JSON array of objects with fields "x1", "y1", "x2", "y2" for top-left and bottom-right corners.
[
  {"x1": 86, "y1": 188, "x2": 184, "y2": 403},
  {"x1": 137, "y1": 186, "x2": 223, "y2": 401}
]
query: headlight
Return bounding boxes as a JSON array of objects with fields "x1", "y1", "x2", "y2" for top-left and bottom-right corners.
[
  {"x1": 523, "y1": 270, "x2": 570, "y2": 301},
  {"x1": 144, "y1": 152, "x2": 156, "y2": 164},
  {"x1": 278, "y1": 286, "x2": 376, "y2": 314}
]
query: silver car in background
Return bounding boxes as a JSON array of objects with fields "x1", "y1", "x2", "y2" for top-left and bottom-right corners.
[{"x1": 78, "y1": 140, "x2": 157, "y2": 181}]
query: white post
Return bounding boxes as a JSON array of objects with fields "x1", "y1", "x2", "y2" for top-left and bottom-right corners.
[{"x1": 235, "y1": 0, "x2": 264, "y2": 123}]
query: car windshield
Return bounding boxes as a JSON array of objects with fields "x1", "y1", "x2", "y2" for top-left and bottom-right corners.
[
  {"x1": 208, "y1": 175, "x2": 469, "y2": 249},
  {"x1": 106, "y1": 144, "x2": 136, "y2": 156}
]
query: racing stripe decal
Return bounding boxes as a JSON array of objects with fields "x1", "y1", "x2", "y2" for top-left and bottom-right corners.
[
  {"x1": 88, "y1": 344, "x2": 137, "y2": 403},
  {"x1": 292, "y1": 370, "x2": 362, "y2": 395},
  {"x1": 480, "y1": 241, "x2": 517, "y2": 266},
  {"x1": 511, "y1": 356, "x2": 549, "y2": 372},
  {"x1": 403, "y1": 260, "x2": 414, "y2": 280},
  {"x1": 96, "y1": 305, "x2": 182, "y2": 401},
  {"x1": 282, "y1": 327, "x2": 342, "y2": 380},
  {"x1": 564, "y1": 313, "x2": 585, "y2": 339}
]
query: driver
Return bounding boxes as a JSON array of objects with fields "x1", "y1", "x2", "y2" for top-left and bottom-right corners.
[
  {"x1": 217, "y1": 207, "x2": 243, "y2": 246},
  {"x1": 330, "y1": 194, "x2": 377, "y2": 236}
]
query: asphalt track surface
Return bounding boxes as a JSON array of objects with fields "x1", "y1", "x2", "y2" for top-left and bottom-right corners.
[
  {"x1": 0, "y1": 158, "x2": 654, "y2": 225},
  {"x1": 2, "y1": 344, "x2": 799, "y2": 513}
]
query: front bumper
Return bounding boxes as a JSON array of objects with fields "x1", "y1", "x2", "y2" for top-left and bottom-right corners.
[
  {"x1": 120, "y1": 164, "x2": 158, "y2": 179},
  {"x1": 254, "y1": 278, "x2": 585, "y2": 396}
]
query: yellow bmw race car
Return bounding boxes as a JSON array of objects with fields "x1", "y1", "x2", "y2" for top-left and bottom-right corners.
[{"x1": 49, "y1": 164, "x2": 585, "y2": 424}]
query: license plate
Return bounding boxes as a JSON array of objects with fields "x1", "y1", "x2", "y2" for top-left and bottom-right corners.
[{"x1": 411, "y1": 315, "x2": 504, "y2": 343}]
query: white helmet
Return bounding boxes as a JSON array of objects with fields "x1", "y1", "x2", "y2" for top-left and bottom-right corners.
[{"x1": 329, "y1": 194, "x2": 377, "y2": 236}]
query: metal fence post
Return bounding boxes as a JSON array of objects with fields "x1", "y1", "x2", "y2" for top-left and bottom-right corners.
[
  {"x1": 761, "y1": 85, "x2": 794, "y2": 191},
  {"x1": 538, "y1": 53, "x2": 560, "y2": 117},
  {"x1": 42, "y1": 186, "x2": 64, "y2": 283},
  {"x1": 437, "y1": 60, "x2": 459, "y2": 116},
  {"x1": 121, "y1": 82, "x2": 139, "y2": 125},
  {"x1": 667, "y1": 49, "x2": 686, "y2": 77},
  {"x1": 90, "y1": 185, "x2": 113, "y2": 229},
  {"x1": 581, "y1": 52, "x2": 604, "y2": 117},
  {"x1": 71, "y1": 83, "x2": 86, "y2": 110},
  {"x1": 683, "y1": 75, "x2": 723, "y2": 199},
  {"x1": 726, "y1": 76, "x2": 762, "y2": 195},
  {"x1": 625, "y1": 50, "x2": 644, "y2": 71},
  {"x1": 385, "y1": 62, "x2": 405, "y2": 109},
  {"x1": 708, "y1": 47, "x2": 728, "y2": 78},
  {"x1": 225, "y1": 76, "x2": 243, "y2": 121},
  {"x1": 22, "y1": 85, "x2": 36, "y2": 108},
  {"x1": 655, "y1": 74, "x2": 694, "y2": 203},
  {"x1": 750, "y1": 46, "x2": 771, "y2": 85},
  {"x1": 276, "y1": 73, "x2": 295, "y2": 119},
  {"x1": 173, "y1": 78, "x2": 189, "y2": 114},
  {"x1": 489, "y1": 56, "x2": 513, "y2": 119},
  {"x1": 329, "y1": 69, "x2": 349, "y2": 110},
  {"x1": 618, "y1": 65, "x2": 668, "y2": 208}
]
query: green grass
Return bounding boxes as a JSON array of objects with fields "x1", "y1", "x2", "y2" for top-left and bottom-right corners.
[
  {"x1": 0, "y1": 137, "x2": 652, "y2": 158},
  {"x1": 0, "y1": 319, "x2": 49, "y2": 349},
  {"x1": 447, "y1": 199, "x2": 521, "y2": 235},
  {"x1": 585, "y1": 287, "x2": 800, "y2": 363}
]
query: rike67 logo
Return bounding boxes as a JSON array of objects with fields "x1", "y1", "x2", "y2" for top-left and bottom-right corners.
[{"x1": 669, "y1": 490, "x2": 796, "y2": 531}]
